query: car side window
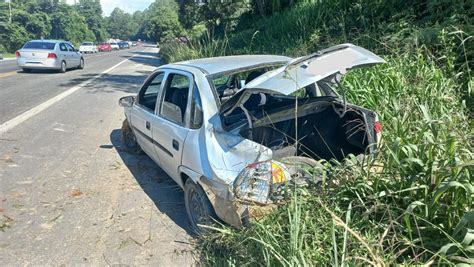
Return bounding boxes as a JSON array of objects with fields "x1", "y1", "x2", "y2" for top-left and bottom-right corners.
[
  {"x1": 189, "y1": 85, "x2": 203, "y2": 129},
  {"x1": 138, "y1": 72, "x2": 165, "y2": 111},
  {"x1": 160, "y1": 73, "x2": 191, "y2": 126},
  {"x1": 59, "y1": 43, "x2": 67, "y2": 51},
  {"x1": 66, "y1": 43, "x2": 75, "y2": 52}
]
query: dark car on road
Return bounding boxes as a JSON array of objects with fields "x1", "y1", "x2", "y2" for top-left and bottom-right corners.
[{"x1": 118, "y1": 42, "x2": 130, "y2": 49}]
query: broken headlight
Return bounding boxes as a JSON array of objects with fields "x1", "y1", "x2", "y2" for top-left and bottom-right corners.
[{"x1": 234, "y1": 160, "x2": 290, "y2": 205}]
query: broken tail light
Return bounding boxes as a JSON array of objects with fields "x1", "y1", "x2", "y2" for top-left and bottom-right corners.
[
  {"x1": 374, "y1": 121, "x2": 382, "y2": 133},
  {"x1": 47, "y1": 53, "x2": 57, "y2": 59},
  {"x1": 234, "y1": 160, "x2": 289, "y2": 204}
]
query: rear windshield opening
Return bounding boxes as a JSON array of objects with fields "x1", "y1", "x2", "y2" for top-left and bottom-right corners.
[
  {"x1": 81, "y1": 42, "x2": 93, "y2": 46},
  {"x1": 210, "y1": 65, "x2": 283, "y2": 103},
  {"x1": 23, "y1": 42, "x2": 56, "y2": 50}
]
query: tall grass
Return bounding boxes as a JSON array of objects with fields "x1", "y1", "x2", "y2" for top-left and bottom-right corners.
[
  {"x1": 161, "y1": 0, "x2": 473, "y2": 265},
  {"x1": 197, "y1": 54, "x2": 472, "y2": 265}
]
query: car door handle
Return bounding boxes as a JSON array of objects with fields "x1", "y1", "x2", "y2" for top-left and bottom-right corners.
[
  {"x1": 145, "y1": 121, "x2": 151, "y2": 130},
  {"x1": 172, "y1": 139, "x2": 179, "y2": 151}
]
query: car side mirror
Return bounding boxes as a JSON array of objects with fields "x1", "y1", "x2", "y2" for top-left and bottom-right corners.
[{"x1": 119, "y1": 96, "x2": 135, "y2": 107}]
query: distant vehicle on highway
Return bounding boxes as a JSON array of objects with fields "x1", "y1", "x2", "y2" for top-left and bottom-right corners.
[
  {"x1": 118, "y1": 42, "x2": 130, "y2": 49},
  {"x1": 79, "y1": 42, "x2": 98, "y2": 54},
  {"x1": 98, "y1": 43, "x2": 112, "y2": 52},
  {"x1": 110, "y1": 42, "x2": 120, "y2": 50},
  {"x1": 16, "y1": 40, "x2": 84, "y2": 73}
]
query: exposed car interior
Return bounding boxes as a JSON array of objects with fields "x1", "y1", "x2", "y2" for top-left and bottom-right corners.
[
  {"x1": 160, "y1": 73, "x2": 190, "y2": 125},
  {"x1": 211, "y1": 66, "x2": 279, "y2": 102},
  {"x1": 138, "y1": 72, "x2": 164, "y2": 110},
  {"x1": 223, "y1": 81, "x2": 373, "y2": 161}
]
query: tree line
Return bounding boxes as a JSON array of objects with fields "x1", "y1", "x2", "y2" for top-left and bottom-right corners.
[{"x1": 0, "y1": 0, "x2": 309, "y2": 53}]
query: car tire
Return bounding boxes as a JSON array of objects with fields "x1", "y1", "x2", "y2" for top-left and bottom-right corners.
[
  {"x1": 184, "y1": 179, "x2": 217, "y2": 235},
  {"x1": 121, "y1": 119, "x2": 142, "y2": 154},
  {"x1": 22, "y1": 68, "x2": 32, "y2": 73},
  {"x1": 59, "y1": 61, "x2": 66, "y2": 73},
  {"x1": 78, "y1": 58, "x2": 84, "y2": 69}
]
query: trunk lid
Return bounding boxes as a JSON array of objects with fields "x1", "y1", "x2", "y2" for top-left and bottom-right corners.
[
  {"x1": 220, "y1": 43, "x2": 385, "y2": 115},
  {"x1": 19, "y1": 49, "x2": 51, "y2": 61}
]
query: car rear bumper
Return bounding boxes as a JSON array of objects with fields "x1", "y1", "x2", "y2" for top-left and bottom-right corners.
[{"x1": 17, "y1": 58, "x2": 61, "y2": 69}]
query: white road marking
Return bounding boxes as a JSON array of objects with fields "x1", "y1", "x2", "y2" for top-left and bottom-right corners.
[{"x1": 0, "y1": 56, "x2": 134, "y2": 135}]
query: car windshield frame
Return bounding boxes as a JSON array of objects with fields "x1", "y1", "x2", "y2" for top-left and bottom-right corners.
[
  {"x1": 23, "y1": 41, "x2": 56, "y2": 50},
  {"x1": 206, "y1": 62, "x2": 287, "y2": 107}
]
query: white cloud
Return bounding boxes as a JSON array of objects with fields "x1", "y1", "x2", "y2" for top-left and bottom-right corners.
[{"x1": 65, "y1": 0, "x2": 153, "y2": 16}]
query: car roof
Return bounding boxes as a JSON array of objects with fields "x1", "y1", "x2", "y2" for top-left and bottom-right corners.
[{"x1": 172, "y1": 55, "x2": 292, "y2": 75}]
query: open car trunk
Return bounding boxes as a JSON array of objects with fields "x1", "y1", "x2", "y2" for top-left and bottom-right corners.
[
  {"x1": 238, "y1": 99, "x2": 374, "y2": 161},
  {"x1": 218, "y1": 43, "x2": 384, "y2": 162}
]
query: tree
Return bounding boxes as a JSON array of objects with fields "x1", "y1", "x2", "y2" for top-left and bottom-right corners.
[
  {"x1": 75, "y1": 0, "x2": 107, "y2": 41},
  {"x1": 50, "y1": 3, "x2": 95, "y2": 45},
  {"x1": 179, "y1": 0, "x2": 204, "y2": 29},
  {"x1": 106, "y1": 7, "x2": 137, "y2": 40},
  {"x1": 143, "y1": 0, "x2": 183, "y2": 42}
]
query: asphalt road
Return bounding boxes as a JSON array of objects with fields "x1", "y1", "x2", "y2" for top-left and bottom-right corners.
[{"x1": 0, "y1": 45, "x2": 194, "y2": 265}]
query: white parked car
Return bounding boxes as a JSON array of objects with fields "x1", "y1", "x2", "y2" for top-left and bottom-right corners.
[
  {"x1": 16, "y1": 40, "x2": 84, "y2": 73},
  {"x1": 79, "y1": 42, "x2": 98, "y2": 53},
  {"x1": 110, "y1": 42, "x2": 120, "y2": 50},
  {"x1": 119, "y1": 44, "x2": 384, "y2": 232}
]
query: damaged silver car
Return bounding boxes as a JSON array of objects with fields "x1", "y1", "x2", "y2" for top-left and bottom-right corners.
[{"x1": 119, "y1": 44, "x2": 384, "y2": 232}]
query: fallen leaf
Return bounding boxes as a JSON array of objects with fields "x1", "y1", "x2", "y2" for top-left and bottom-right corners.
[{"x1": 70, "y1": 189, "x2": 83, "y2": 197}]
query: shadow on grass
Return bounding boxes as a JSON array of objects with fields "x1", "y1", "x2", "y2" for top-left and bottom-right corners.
[{"x1": 110, "y1": 129, "x2": 192, "y2": 235}]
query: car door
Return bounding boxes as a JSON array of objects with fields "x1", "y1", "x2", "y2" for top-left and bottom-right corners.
[
  {"x1": 58, "y1": 43, "x2": 69, "y2": 65},
  {"x1": 66, "y1": 43, "x2": 79, "y2": 66},
  {"x1": 152, "y1": 70, "x2": 193, "y2": 182},
  {"x1": 130, "y1": 71, "x2": 166, "y2": 164}
]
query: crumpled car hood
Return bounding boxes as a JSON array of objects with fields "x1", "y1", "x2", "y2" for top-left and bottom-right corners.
[{"x1": 220, "y1": 43, "x2": 385, "y2": 115}]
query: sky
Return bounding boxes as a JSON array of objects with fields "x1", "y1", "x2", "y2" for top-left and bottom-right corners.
[{"x1": 65, "y1": 0, "x2": 154, "y2": 16}]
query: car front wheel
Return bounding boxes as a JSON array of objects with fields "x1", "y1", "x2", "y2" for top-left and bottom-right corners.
[
  {"x1": 184, "y1": 179, "x2": 216, "y2": 235},
  {"x1": 22, "y1": 68, "x2": 32, "y2": 73},
  {"x1": 121, "y1": 119, "x2": 142, "y2": 154}
]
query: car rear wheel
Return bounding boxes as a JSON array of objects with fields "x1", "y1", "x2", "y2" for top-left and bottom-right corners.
[
  {"x1": 121, "y1": 119, "x2": 142, "y2": 154},
  {"x1": 184, "y1": 179, "x2": 216, "y2": 235},
  {"x1": 59, "y1": 61, "x2": 66, "y2": 73},
  {"x1": 78, "y1": 58, "x2": 84, "y2": 69}
]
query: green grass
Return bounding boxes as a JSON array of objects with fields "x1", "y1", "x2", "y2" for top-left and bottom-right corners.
[
  {"x1": 1, "y1": 52, "x2": 16, "y2": 59},
  {"x1": 161, "y1": 0, "x2": 473, "y2": 265}
]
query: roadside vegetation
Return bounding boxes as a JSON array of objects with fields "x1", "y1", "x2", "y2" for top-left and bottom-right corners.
[{"x1": 157, "y1": 0, "x2": 473, "y2": 265}]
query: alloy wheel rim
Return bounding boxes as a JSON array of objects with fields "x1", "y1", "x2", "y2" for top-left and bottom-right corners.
[
  {"x1": 125, "y1": 131, "x2": 136, "y2": 148},
  {"x1": 189, "y1": 187, "x2": 207, "y2": 227}
]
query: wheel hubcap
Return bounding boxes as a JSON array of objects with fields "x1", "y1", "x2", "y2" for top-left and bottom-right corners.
[{"x1": 125, "y1": 131, "x2": 136, "y2": 148}]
